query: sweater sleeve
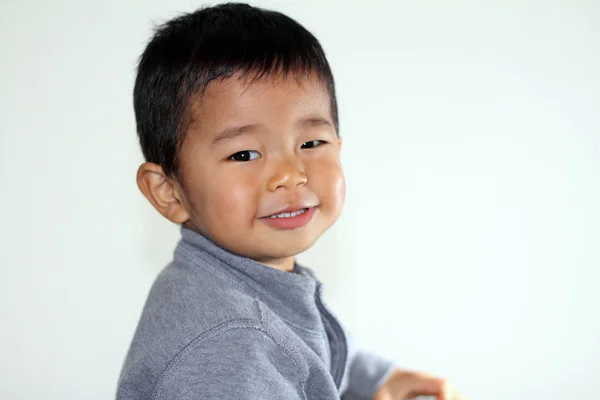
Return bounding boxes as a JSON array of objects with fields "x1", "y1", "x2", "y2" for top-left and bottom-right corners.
[
  {"x1": 341, "y1": 332, "x2": 397, "y2": 400},
  {"x1": 154, "y1": 327, "x2": 306, "y2": 400}
]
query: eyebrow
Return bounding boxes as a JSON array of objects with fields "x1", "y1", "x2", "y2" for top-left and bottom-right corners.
[
  {"x1": 295, "y1": 116, "x2": 333, "y2": 130},
  {"x1": 211, "y1": 116, "x2": 333, "y2": 145},
  {"x1": 211, "y1": 124, "x2": 261, "y2": 145}
]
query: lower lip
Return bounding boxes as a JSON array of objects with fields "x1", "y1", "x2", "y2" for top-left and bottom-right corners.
[{"x1": 260, "y1": 207, "x2": 316, "y2": 230}]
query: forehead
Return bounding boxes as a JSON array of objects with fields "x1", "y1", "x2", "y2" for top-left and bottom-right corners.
[{"x1": 187, "y1": 73, "x2": 332, "y2": 135}]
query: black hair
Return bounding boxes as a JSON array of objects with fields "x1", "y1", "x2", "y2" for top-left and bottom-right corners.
[{"x1": 134, "y1": 2, "x2": 338, "y2": 177}]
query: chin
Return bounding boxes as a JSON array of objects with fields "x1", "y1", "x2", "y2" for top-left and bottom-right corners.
[{"x1": 269, "y1": 233, "x2": 321, "y2": 258}]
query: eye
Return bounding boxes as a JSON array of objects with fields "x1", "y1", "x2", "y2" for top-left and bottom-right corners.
[
  {"x1": 301, "y1": 140, "x2": 327, "y2": 149},
  {"x1": 229, "y1": 150, "x2": 260, "y2": 162}
]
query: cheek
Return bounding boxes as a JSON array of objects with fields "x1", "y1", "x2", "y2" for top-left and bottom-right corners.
[
  {"x1": 311, "y1": 158, "x2": 345, "y2": 210},
  {"x1": 330, "y1": 167, "x2": 346, "y2": 211},
  {"x1": 335, "y1": 171, "x2": 346, "y2": 205},
  {"x1": 204, "y1": 175, "x2": 259, "y2": 222}
]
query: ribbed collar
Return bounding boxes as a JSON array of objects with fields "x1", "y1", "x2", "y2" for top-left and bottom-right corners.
[{"x1": 174, "y1": 227, "x2": 324, "y2": 332}]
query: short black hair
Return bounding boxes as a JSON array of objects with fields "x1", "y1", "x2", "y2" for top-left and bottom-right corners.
[{"x1": 134, "y1": 2, "x2": 338, "y2": 177}]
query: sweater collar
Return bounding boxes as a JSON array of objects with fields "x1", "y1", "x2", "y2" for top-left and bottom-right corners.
[{"x1": 174, "y1": 227, "x2": 324, "y2": 331}]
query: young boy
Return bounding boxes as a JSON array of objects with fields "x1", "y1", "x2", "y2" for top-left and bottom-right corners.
[{"x1": 118, "y1": 3, "x2": 465, "y2": 399}]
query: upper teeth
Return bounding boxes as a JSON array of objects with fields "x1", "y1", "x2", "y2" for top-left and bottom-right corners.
[{"x1": 269, "y1": 208, "x2": 308, "y2": 219}]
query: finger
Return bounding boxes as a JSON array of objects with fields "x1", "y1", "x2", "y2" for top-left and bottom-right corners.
[
  {"x1": 397, "y1": 372, "x2": 448, "y2": 399},
  {"x1": 400, "y1": 372, "x2": 462, "y2": 400},
  {"x1": 452, "y1": 389, "x2": 468, "y2": 400}
]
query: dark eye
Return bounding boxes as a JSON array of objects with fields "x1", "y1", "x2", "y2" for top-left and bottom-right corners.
[
  {"x1": 229, "y1": 150, "x2": 260, "y2": 162},
  {"x1": 301, "y1": 140, "x2": 326, "y2": 149}
]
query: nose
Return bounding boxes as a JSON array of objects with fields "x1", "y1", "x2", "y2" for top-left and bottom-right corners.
[{"x1": 266, "y1": 158, "x2": 308, "y2": 192}]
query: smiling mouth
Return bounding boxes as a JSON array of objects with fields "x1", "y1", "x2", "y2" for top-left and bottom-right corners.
[
  {"x1": 259, "y1": 206, "x2": 316, "y2": 230},
  {"x1": 266, "y1": 208, "x2": 309, "y2": 219}
]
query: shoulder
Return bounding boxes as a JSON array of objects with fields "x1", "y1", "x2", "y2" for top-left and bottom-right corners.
[
  {"x1": 131, "y1": 257, "x2": 268, "y2": 351},
  {"x1": 145, "y1": 258, "x2": 261, "y2": 330},
  {"x1": 153, "y1": 321, "x2": 308, "y2": 400},
  {"x1": 119, "y1": 263, "x2": 304, "y2": 399}
]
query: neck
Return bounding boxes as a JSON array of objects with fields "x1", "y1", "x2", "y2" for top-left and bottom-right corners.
[
  {"x1": 181, "y1": 223, "x2": 297, "y2": 273},
  {"x1": 259, "y1": 256, "x2": 296, "y2": 272}
]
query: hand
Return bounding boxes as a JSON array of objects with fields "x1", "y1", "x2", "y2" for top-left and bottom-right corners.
[{"x1": 372, "y1": 368, "x2": 467, "y2": 400}]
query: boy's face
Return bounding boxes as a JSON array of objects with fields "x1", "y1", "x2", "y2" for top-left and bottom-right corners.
[{"x1": 174, "y1": 73, "x2": 344, "y2": 270}]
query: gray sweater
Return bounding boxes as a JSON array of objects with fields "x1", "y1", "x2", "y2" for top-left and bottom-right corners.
[{"x1": 117, "y1": 227, "x2": 395, "y2": 399}]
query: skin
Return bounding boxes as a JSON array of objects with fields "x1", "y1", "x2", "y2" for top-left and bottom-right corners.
[
  {"x1": 373, "y1": 369, "x2": 467, "y2": 400},
  {"x1": 138, "y1": 73, "x2": 344, "y2": 272},
  {"x1": 136, "y1": 72, "x2": 466, "y2": 400}
]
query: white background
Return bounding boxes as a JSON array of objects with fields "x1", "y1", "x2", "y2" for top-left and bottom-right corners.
[{"x1": 1, "y1": 0, "x2": 599, "y2": 399}]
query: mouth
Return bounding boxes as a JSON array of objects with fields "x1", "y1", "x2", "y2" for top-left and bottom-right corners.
[
  {"x1": 264, "y1": 207, "x2": 310, "y2": 219},
  {"x1": 259, "y1": 206, "x2": 317, "y2": 230}
]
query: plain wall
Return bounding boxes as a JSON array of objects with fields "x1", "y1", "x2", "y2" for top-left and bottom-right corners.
[{"x1": 1, "y1": 0, "x2": 598, "y2": 399}]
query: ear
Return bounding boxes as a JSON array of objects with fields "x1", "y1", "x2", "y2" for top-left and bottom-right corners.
[
  {"x1": 136, "y1": 162, "x2": 190, "y2": 224},
  {"x1": 337, "y1": 136, "x2": 343, "y2": 150}
]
